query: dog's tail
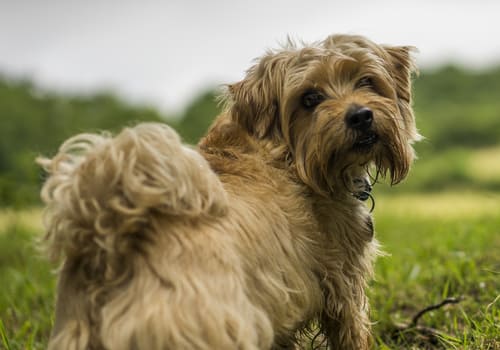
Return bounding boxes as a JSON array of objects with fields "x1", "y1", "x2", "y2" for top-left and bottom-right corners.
[{"x1": 37, "y1": 123, "x2": 227, "y2": 262}]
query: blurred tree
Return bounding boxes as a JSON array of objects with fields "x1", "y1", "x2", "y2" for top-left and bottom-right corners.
[
  {"x1": 176, "y1": 90, "x2": 221, "y2": 144},
  {"x1": 0, "y1": 75, "x2": 167, "y2": 207},
  {"x1": 1, "y1": 64, "x2": 500, "y2": 206},
  {"x1": 413, "y1": 65, "x2": 500, "y2": 153}
]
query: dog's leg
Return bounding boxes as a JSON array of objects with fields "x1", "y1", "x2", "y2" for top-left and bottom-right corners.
[{"x1": 321, "y1": 294, "x2": 371, "y2": 350}]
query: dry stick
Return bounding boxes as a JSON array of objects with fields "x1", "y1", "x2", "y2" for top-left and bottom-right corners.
[
  {"x1": 392, "y1": 296, "x2": 463, "y2": 344},
  {"x1": 409, "y1": 297, "x2": 462, "y2": 328}
]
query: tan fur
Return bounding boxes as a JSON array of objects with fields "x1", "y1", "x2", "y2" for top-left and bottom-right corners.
[{"x1": 38, "y1": 34, "x2": 419, "y2": 350}]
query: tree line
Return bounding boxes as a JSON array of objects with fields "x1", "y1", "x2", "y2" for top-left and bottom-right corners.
[{"x1": 1, "y1": 65, "x2": 499, "y2": 206}]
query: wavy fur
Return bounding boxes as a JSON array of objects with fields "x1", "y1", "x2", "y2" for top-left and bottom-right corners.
[{"x1": 39, "y1": 34, "x2": 418, "y2": 350}]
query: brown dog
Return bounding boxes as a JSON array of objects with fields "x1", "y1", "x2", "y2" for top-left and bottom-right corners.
[{"x1": 39, "y1": 34, "x2": 420, "y2": 349}]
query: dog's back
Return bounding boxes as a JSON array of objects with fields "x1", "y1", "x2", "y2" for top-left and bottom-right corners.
[
  {"x1": 40, "y1": 121, "x2": 326, "y2": 350},
  {"x1": 39, "y1": 123, "x2": 245, "y2": 349}
]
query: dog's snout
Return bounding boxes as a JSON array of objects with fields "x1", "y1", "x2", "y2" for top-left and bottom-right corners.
[{"x1": 346, "y1": 106, "x2": 373, "y2": 131}]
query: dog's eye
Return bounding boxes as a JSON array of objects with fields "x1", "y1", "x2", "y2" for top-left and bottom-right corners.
[
  {"x1": 355, "y1": 77, "x2": 375, "y2": 90},
  {"x1": 301, "y1": 90, "x2": 325, "y2": 109}
]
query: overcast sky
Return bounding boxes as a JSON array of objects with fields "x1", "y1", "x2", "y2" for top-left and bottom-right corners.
[{"x1": 1, "y1": 0, "x2": 499, "y2": 113}]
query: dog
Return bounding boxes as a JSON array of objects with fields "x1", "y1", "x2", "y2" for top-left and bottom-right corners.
[{"x1": 38, "y1": 34, "x2": 420, "y2": 349}]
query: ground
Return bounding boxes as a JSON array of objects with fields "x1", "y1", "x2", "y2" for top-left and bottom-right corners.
[{"x1": 0, "y1": 192, "x2": 499, "y2": 349}]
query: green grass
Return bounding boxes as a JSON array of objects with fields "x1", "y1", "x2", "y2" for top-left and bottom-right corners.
[
  {"x1": 371, "y1": 192, "x2": 500, "y2": 349},
  {"x1": 1, "y1": 193, "x2": 499, "y2": 349},
  {"x1": 384, "y1": 146, "x2": 500, "y2": 193},
  {"x1": 0, "y1": 219, "x2": 54, "y2": 350}
]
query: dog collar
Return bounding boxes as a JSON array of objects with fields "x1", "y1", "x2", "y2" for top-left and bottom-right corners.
[{"x1": 352, "y1": 177, "x2": 375, "y2": 212}]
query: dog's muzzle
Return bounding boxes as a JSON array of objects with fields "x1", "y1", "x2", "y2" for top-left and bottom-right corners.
[
  {"x1": 353, "y1": 132, "x2": 378, "y2": 150},
  {"x1": 346, "y1": 105, "x2": 379, "y2": 151}
]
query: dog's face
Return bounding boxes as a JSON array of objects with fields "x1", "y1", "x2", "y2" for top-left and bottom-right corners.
[{"x1": 227, "y1": 34, "x2": 421, "y2": 196}]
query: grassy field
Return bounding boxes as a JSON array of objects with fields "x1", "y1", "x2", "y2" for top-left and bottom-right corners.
[
  {"x1": 0, "y1": 192, "x2": 499, "y2": 349},
  {"x1": 371, "y1": 192, "x2": 500, "y2": 349},
  {"x1": 0, "y1": 209, "x2": 53, "y2": 350}
]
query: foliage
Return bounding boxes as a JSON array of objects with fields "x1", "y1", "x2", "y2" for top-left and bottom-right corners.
[
  {"x1": 0, "y1": 219, "x2": 53, "y2": 350},
  {"x1": 0, "y1": 76, "x2": 167, "y2": 207},
  {"x1": 1, "y1": 64, "x2": 500, "y2": 206},
  {"x1": 371, "y1": 193, "x2": 500, "y2": 349},
  {"x1": 413, "y1": 65, "x2": 500, "y2": 154},
  {"x1": 176, "y1": 90, "x2": 221, "y2": 144}
]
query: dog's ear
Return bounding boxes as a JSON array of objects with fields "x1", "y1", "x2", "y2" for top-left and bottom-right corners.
[
  {"x1": 226, "y1": 57, "x2": 282, "y2": 139},
  {"x1": 382, "y1": 46, "x2": 422, "y2": 184},
  {"x1": 383, "y1": 46, "x2": 420, "y2": 137}
]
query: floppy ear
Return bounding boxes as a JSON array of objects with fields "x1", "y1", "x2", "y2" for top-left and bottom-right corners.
[
  {"x1": 381, "y1": 46, "x2": 422, "y2": 185},
  {"x1": 226, "y1": 56, "x2": 283, "y2": 139},
  {"x1": 383, "y1": 46, "x2": 421, "y2": 139}
]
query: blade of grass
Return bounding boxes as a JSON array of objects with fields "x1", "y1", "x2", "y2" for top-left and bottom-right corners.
[{"x1": 0, "y1": 319, "x2": 12, "y2": 350}]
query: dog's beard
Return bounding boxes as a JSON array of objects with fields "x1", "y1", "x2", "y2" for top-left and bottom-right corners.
[
  {"x1": 374, "y1": 126, "x2": 415, "y2": 185},
  {"x1": 293, "y1": 109, "x2": 414, "y2": 197}
]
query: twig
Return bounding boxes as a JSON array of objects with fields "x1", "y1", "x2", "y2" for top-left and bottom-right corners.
[
  {"x1": 409, "y1": 297, "x2": 462, "y2": 327},
  {"x1": 390, "y1": 297, "x2": 463, "y2": 346}
]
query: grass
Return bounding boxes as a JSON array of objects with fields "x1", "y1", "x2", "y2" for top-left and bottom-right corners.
[
  {"x1": 371, "y1": 191, "x2": 500, "y2": 349},
  {"x1": 0, "y1": 193, "x2": 499, "y2": 349},
  {"x1": 0, "y1": 212, "x2": 54, "y2": 350},
  {"x1": 468, "y1": 146, "x2": 500, "y2": 183},
  {"x1": 389, "y1": 146, "x2": 500, "y2": 193}
]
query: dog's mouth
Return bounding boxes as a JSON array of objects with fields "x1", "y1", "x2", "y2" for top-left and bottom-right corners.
[{"x1": 353, "y1": 132, "x2": 378, "y2": 151}]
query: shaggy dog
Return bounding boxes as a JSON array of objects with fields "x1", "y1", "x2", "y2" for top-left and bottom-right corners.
[{"x1": 38, "y1": 34, "x2": 420, "y2": 349}]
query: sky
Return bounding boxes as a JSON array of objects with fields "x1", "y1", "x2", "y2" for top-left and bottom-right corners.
[{"x1": 1, "y1": 0, "x2": 499, "y2": 113}]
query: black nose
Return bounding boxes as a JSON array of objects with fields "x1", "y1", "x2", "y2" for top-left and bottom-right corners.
[{"x1": 346, "y1": 106, "x2": 373, "y2": 130}]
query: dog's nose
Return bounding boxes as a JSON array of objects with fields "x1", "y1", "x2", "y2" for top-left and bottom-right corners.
[{"x1": 346, "y1": 106, "x2": 373, "y2": 131}]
